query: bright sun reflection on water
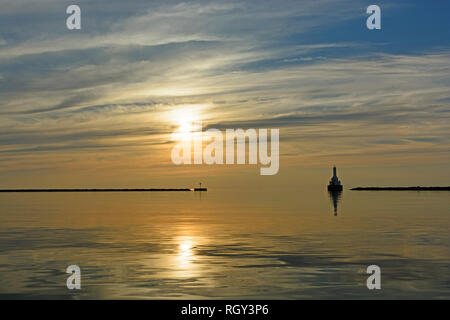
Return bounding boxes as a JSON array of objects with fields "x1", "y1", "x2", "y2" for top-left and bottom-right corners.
[
  {"x1": 179, "y1": 241, "x2": 193, "y2": 253},
  {"x1": 174, "y1": 236, "x2": 197, "y2": 277}
]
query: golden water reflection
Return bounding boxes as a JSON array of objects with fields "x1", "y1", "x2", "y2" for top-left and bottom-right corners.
[
  {"x1": 0, "y1": 188, "x2": 449, "y2": 299},
  {"x1": 175, "y1": 236, "x2": 197, "y2": 275}
]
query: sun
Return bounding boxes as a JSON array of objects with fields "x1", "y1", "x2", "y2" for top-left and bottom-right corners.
[
  {"x1": 170, "y1": 105, "x2": 205, "y2": 141},
  {"x1": 178, "y1": 121, "x2": 195, "y2": 133}
]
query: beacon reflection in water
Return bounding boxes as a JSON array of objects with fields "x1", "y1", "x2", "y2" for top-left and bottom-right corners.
[{"x1": 328, "y1": 190, "x2": 342, "y2": 216}]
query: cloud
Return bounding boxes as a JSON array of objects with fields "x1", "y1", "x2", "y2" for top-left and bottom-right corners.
[{"x1": 0, "y1": 0, "x2": 449, "y2": 174}]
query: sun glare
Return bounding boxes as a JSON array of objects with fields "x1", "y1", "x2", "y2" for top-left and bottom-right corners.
[{"x1": 170, "y1": 105, "x2": 206, "y2": 141}]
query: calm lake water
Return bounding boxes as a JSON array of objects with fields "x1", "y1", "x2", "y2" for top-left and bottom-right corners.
[{"x1": 0, "y1": 187, "x2": 449, "y2": 299}]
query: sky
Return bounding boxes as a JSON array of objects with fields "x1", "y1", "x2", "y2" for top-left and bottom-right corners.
[{"x1": 0, "y1": 0, "x2": 449, "y2": 188}]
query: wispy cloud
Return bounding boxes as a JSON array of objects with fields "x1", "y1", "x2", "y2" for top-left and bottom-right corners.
[{"x1": 0, "y1": 0, "x2": 449, "y2": 179}]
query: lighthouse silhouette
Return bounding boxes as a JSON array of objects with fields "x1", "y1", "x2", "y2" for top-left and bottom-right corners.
[{"x1": 327, "y1": 166, "x2": 343, "y2": 191}]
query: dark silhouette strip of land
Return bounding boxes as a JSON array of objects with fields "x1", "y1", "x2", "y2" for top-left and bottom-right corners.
[
  {"x1": 351, "y1": 186, "x2": 450, "y2": 191},
  {"x1": 0, "y1": 188, "x2": 195, "y2": 192}
]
